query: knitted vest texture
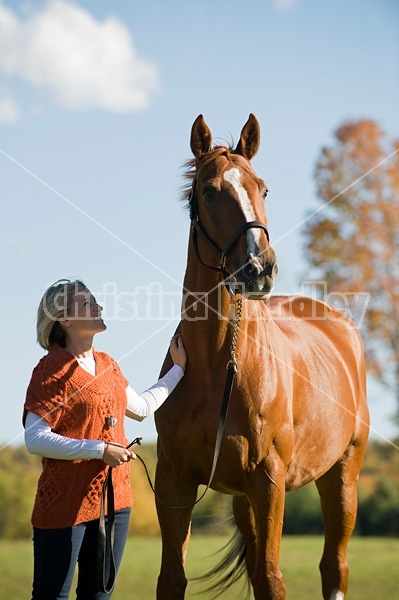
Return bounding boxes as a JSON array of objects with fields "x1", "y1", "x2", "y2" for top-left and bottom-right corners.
[{"x1": 24, "y1": 344, "x2": 133, "y2": 529}]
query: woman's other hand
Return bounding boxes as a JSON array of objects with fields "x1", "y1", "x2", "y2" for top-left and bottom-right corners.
[{"x1": 103, "y1": 442, "x2": 136, "y2": 467}]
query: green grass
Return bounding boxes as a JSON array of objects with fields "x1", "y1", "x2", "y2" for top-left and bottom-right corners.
[{"x1": 1, "y1": 535, "x2": 398, "y2": 599}]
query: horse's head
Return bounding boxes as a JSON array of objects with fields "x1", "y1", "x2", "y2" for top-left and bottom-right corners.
[{"x1": 187, "y1": 114, "x2": 278, "y2": 300}]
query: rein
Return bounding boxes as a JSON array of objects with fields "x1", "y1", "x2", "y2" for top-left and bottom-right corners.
[
  {"x1": 97, "y1": 437, "x2": 142, "y2": 594},
  {"x1": 97, "y1": 301, "x2": 242, "y2": 592},
  {"x1": 137, "y1": 296, "x2": 243, "y2": 510}
]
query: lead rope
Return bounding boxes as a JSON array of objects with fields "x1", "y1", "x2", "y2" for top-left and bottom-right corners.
[
  {"x1": 226, "y1": 296, "x2": 242, "y2": 373},
  {"x1": 97, "y1": 465, "x2": 116, "y2": 594},
  {"x1": 132, "y1": 296, "x2": 243, "y2": 510},
  {"x1": 201, "y1": 295, "x2": 243, "y2": 489},
  {"x1": 97, "y1": 438, "x2": 143, "y2": 594},
  {"x1": 97, "y1": 296, "x2": 243, "y2": 590}
]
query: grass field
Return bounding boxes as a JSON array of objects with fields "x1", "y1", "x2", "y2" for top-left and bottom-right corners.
[{"x1": 1, "y1": 535, "x2": 398, "y2": 599}]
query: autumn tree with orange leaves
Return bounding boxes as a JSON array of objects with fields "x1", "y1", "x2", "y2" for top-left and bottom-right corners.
[{"x1": 303, "y1": 119, "x2": 399, "y2": 415}]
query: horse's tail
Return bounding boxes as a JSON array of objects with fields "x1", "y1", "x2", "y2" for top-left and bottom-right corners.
[{"x1": 193, "y1": 526, "x2": 250, "y2": 598}]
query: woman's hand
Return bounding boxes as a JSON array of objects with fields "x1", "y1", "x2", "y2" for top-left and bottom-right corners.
[
  {"x1": 169, "y1": 334, "x2": 187, "y2": 372},
  {"x1": 103, "y1": 442, "x2": 136, "y2": 467}
]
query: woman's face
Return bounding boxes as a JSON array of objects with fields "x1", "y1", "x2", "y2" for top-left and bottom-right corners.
[{"x1": 64, "y1": 286, "x2": 107, "y2": 337}]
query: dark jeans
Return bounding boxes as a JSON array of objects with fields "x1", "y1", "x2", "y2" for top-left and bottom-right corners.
[{"x1": 31, "y1": 508, "x2": 131, "y2": 600}]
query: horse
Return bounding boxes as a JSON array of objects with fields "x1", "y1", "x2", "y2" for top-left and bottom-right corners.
[{"x1": 154, "y1": 114, "x2": 369, "y2": 600}]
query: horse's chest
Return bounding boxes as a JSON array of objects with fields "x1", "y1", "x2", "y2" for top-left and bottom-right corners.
[{"x1": 184, "y1": 384, "x2": 276, "y2": 454}]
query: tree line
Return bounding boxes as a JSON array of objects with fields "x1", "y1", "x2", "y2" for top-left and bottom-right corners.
[{"x1": 0, "y1": 440, "x2": 397, "y2": 540}]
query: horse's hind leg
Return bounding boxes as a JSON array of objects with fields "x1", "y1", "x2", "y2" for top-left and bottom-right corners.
[
  {"x1": 315, "y1": 435, "x2": 368, "y2": 599},
  {"x1": 233, "y1": 495, "x2": 257, "y2": 580}
]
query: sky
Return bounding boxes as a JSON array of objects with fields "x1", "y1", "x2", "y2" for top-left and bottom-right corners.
[{"x1": 0, "y1": 0, "x2": 398, "y2": 451}]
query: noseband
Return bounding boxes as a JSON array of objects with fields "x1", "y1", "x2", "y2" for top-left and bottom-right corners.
[{"x1": 189, "y1": 178, "x2": 269, "y2": 291}]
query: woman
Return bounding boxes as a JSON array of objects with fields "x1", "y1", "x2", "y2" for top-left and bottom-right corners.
[{"x1": 23, "y1": 279, "x2": 186, "y2": 600}]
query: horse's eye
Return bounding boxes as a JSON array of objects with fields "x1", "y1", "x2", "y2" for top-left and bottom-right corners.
[
  {"x1": 263, "y1": 188, "x2": 269, "y2": 200},
  {"x1": 201, "y1": 184, "x2": 217, "y2": 201}
]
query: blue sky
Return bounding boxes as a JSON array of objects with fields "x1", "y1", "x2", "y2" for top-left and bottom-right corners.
[{"x1": 1, "y1": 0, "x2": 398, "y2": 449}]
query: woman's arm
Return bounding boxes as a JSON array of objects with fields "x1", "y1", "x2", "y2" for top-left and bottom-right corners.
[
  {"x1": 125, "y1": 364, "x2": 184, "y2": 421},
  {"x1": 126, "y1": 334, "x2": 186, "y2": 421},
  {"x1": 24, "y1": 411, "x2": 105, "y2": 460}
]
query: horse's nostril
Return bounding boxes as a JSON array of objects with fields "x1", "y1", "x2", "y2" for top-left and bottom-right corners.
[
  {"x1": 244, "y1": 254, "x2": 263, "y2": 279},
  {"x1": 243, "y1": 254, "x2": 278, "y2": 281},
  {"x1": 264, "y1": 262, "x2": 277, "y2": 277},
  {"x1": 243, "y1": 265, "x2": 254, "y2": 280}
]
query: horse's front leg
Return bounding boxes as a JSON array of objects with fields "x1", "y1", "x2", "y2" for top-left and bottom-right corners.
[
  {"x1": 155, "y1": 450, "x2": 197, "y2": 600},
  {"x1": 248, "y1": 452, "x2": 286, "y2": 600}
]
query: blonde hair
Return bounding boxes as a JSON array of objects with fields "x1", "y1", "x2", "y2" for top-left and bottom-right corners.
[{"x1": 36, "y1": 279, "x2": 86, "y2": 350}]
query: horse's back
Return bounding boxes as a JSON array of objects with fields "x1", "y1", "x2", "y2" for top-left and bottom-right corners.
[{"x1": 268, "y1": 294, "x2": 365, "y2": 367}]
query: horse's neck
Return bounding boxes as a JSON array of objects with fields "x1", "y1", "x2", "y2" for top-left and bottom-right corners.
[{"x1": 181, "y1": 248, "x2": 236, "y2": 365}]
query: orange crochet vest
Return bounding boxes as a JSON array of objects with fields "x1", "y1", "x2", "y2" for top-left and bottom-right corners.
[{"x1": 24, "y1": 344, "x2": 133, "y2": 529}]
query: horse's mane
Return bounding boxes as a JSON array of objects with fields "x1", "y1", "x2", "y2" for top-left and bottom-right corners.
[{"x1": 180, "y1": 145, "x2": 234, "y2": 210}]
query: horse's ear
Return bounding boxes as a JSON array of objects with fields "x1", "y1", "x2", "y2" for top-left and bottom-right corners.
[
  {"x1": 190, "y1": 114, "x2": 212, "y2": 158},
  {"x1": 235, "y1": 114, "x2": 260, "y2": 160}
]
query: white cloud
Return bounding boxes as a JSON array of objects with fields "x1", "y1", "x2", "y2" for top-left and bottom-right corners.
[
  {"x1": 0, "y1": 0, "x2": 160, "y2": 114},
  {"x1": 0, "y1": 94, "x2": 20, "y2": 123}
]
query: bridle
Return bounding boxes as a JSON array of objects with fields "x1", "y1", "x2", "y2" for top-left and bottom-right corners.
[{"x1": 189, "y1": 177, "x2": 269, "y2": 296}]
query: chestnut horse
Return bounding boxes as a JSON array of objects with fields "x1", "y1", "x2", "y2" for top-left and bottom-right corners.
[{"x1": 154, "y1": 115, "x2": 369, "y2": 599}]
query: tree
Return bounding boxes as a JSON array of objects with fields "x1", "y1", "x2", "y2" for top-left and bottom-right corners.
[
  {"x1": 303, "y1": 119, "x2": 399, "y2": 414},
  {"x1": 357, "y1": 478, "x2": 399, "y2": 536}
]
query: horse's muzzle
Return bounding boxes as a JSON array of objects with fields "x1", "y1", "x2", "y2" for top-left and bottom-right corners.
[{"x1": 236, "y1": 250, "x2": 278, "y2": 299}]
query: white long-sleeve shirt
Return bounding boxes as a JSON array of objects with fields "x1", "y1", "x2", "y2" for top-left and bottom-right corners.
[{"x1": 24, "y1": 361, "x2": 184, "y2": 461}]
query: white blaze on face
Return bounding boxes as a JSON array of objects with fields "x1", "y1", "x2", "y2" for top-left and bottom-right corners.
[{"x1": 223, "y1": 167, "x2": 260, "y2": 255}]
